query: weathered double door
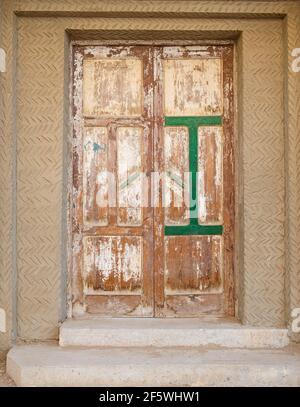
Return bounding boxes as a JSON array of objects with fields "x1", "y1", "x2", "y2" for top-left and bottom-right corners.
[{"x1": 72, "y1": 45, "x2": 234, "y2": 317}]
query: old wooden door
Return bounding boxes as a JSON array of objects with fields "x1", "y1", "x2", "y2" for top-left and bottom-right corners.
[{"x1": 72, "y1": 45, "x2": 234, "y2": 318}]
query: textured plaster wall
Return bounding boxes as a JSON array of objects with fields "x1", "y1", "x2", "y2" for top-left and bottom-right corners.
[{"x1": 0, "y1": 1, "x2": 300, "y2": 350}]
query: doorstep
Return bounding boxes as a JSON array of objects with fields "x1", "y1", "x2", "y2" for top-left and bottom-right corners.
[
  {"x1": 59, "y1": 318, "x2": 290, "y2": 349},
  {"x1": 7, "y1": 343, "x2": 300, "y2": 387}
]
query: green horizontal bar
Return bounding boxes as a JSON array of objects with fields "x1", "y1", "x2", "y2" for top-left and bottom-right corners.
[
  {"x1": 164, "y1": 225, "x2": 223, "y2": 236},
  {"x1": 165, "y1": 116, "x2": 222, "y2": 127}
]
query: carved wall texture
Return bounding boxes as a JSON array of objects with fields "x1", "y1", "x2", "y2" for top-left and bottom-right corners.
[
  {"x1": 0, "y1": 0, "x2": 15, "y2": 351},
  {"x1": 0, "y1": 1, "x2": 299, "y2": 348}
]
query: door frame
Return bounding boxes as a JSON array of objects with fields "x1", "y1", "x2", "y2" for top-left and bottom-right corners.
[{"x1": 67, "y1": 40, "x2": 236, "y2": 319}]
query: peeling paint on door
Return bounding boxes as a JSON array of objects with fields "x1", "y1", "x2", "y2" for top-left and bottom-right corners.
[{"x1": 72, "y1": 44, "x2": 234, "y2": 318}]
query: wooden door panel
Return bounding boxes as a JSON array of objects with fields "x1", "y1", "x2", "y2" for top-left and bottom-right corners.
[
  {"x1": 154, "y1": 46, "x2": 234, "y2": 317},
  {"x1": 83, "y1": 58, "x2": 143, "y2": 117},
  {"x1": 83, "y1": 127, "x2": 109, "y2": 226},
  {"x1": 117, "y1": 126, "x2": 143, "y2": 226},
  {"x1": 73, "y1": 46, "x2": 154, "y2": 317},
  {"x1": 83, "y1": 236, "x2": 142, "y2": 294},
  {"x1": 164, "y1": 235, "x2": 223, "y2": 316},
  {"x1": 165, "y1": 236, "x2": 222, "y2": 294},
  {"x1": 73, "y1": 44, "x2": 234, "y2": 318},
  {"x1": 164, "y1": 126, "x2": 189, "y2": 225},
  {"x1": 163, "y1": 57, "x2": 223, "y2": 116},
  {"x1": 198, "y1": 126, "x2": 223, "y2": 224}
]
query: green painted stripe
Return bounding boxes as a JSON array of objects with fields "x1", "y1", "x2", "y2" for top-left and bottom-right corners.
[
  {"x1": 164, "y1": 225, "x2": 223, "y2": 236},
  {"x1": 166, "y1": 171, "x2": 185, "y2": 189},
  {"x1": 165, "y1": 116, "x2": 222, "y2": 127},
  {"x1": 189, "y1": 124, "x2": 198, "y2": 222},
  {"x1": 164, "y1": 115, "x2": 223, "y2": 236},
  {"x1": 119, "y1": 172, "x2": 140, "y2": 190}
]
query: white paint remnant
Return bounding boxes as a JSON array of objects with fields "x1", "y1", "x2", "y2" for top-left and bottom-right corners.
[
  {"x1": 83, "y1": 59, "x2": 142, "y2": 117},
  {"x1": 83, "y1": 236, "x2": 142, "y2": 295},
  {"x1": 0, "y1": 308, "x2": 6, "y2": 333},
  {"x1": 72, "y1": 302, "x2": 87, "y2": 317},
  {"x1": 117, "y1": 127, "x2": 142, "y2": 225},
  {"x1": 291, "y1": 48, "x2": 300, "y2": 73},
  {"x1": 164, "y1": 127, "x2": 189, "y2": 225},
  {"x1": 0, "y1": 48, "x2": 5, "y2": 73},
  {"x1": 198, "y1": 127, "x2": 223, "y2": 223},
  {"x1": 164, "y1": 58, "x2": 222, "y2": 116}
]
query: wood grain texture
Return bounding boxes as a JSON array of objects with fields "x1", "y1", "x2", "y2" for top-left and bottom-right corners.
[
  {"x1": 73, "y1": 46, "x2": 154, "y2": 317},
  {"x1": 83, "y1": 236, "x2": 142, "y2": 294},
  {"x1": 117, "y1": 126, "x2": 143, "y2": 226},
  {"x1": 156, "y1": 45, "x2": 234, "y2": 317},
  {"x1": 83, "y1": 58, "x2": 142, "y2": 117},
  {"x1": 164, "y1": 294, "x2": 222, "y2": 317},
  {"x1": 165, "y1": 236, "x2": 222, "y2": 293},
  {"x1": 83, "y1": 127, "x2": 108, "y2": 226},
  {"x1": 198, "y1": 126, "x2": 223, "y2": 224},
  {"x1": 164, "y1": 127, "x2": 189, "y2": 226},
  {"x1": 163, "y1": 58, "x2": 222, "y2": 116}
]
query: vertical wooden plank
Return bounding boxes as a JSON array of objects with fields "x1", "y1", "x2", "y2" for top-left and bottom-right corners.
[
  {"x1": 107, "y1": 123, "x2": 117, "y2": 226},
  {"x1": 158, "y1": 46, "x2": 234, "y2": 317},
  {"x1": 83, "y1": 127, "x2": 108, "y2": 226},
  {"x1": 164, "y1": 126, "x2": 189, "y2": 225},
  {"x1": 153, "y1": 47, "x2": 165, "y2": 315},
  {"x1": 198, "y1": 126, "x2": 223, "y2": 224},
  {"x1": 222, "y1": 46, "x2": 235, "y2": 316},
  {"x1": 76, "y1": 46, "x2": 155, "y2": 316},
  {"x1": 139, "y1": 46, "x2": 154, "y2": 314},
  {"x1": 117, "y1": 127, "x2": 143, "y2": 226},
  {"x1": 72, "y1": 46, "x2": 85, "y2": 315}
]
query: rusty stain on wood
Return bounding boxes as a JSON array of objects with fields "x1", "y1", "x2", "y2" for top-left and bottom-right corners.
[
  {"x1": 198, "y1": 126, "x2": 223, "y2": 224},
  {"x1": 83, "y1": 127, "x2": 108, "y2": 226},
  {"x1": 83, "y1": 236, "x2": 142, "y2": 294},
  {"x1": 164, "y1": 126, "x2": 189, "y2": 225},
  {"x1": 165, "y1": 236, "x2": 222, "y2": 294},
  {"x1": 72, "y1": 46, "x2": 154, "y2": 317},
  {"x1": 154, "y1": 45, "x2": 234, "y2": 317},
  {"x1": 163, "y1": 294, "x2": 223, "y2": 317},
  {"x1": 163, "y1": 58, "x2": 222, "y2": 116},
  {"x1": 117, "y1": 127, "x2": 143, "y2": 226},
  {"x1": 83, "y1": 58, "x2": 143, "y2": 117}
]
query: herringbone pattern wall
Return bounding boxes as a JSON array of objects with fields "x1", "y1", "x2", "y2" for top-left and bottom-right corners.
[
  {"x1": 17, "y1": 20, "x2": 66, "y2": 339},
  {"x1": 286, "y1": 11, "x2": 300, "y2": 341},
  {"x1": 0, "y1": 0, "x2": 15, "y2": 350},
  {"x1": 0, "y1": 1, "x2": 299, "y2": 347},
  {"x1": 241, "y1": 25, "x2": 285, "y2": 326}
]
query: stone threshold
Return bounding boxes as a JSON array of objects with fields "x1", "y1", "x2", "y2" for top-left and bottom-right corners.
[{"x1": 59, "y1": 318, "x2": 290, "y2": 349}]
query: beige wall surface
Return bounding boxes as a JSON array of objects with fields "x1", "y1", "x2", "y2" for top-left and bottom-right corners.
[{"x1": 0, "y1": 1, "x2": 300, "y2": 350}]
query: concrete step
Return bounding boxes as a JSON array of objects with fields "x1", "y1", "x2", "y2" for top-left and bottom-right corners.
[
  {"x1": 59, "y1": 318, "x2": 289, "y2": 349},
  {"x1": 7, "y1": 344, "x2": 300, "y2": 387}
]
